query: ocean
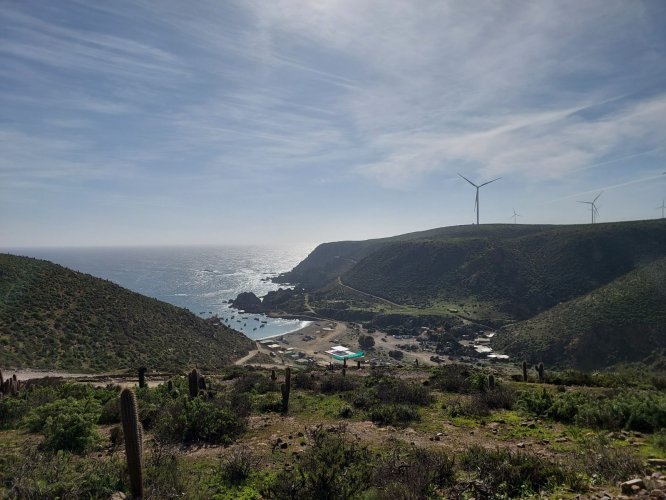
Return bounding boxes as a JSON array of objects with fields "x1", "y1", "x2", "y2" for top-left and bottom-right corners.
[{"x1": 7, "y1": 245, "x2": 313, "y2": 340}]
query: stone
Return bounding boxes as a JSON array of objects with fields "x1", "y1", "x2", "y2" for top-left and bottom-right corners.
[
  {"x1": 517, "y1": 442, "x2": 525, "y2": 448},
  {"x1": 648, "y1": 459, "x2": 666, "y2": 468},
  {"x1": 621, "y1": 479, "x2": 645, "y2": 495},
  {"x1": 555, "y1": 437, "x2": 569, "y2": 443}
]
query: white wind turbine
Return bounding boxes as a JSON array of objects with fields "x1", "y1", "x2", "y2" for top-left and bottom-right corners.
[
  {"x1": 510, "y1": 208, "x2": 521, "y2": 224},
  {"x1": 458, "y1": 173, "x2": 502, "y2": 225},
  {"x1": 657, "y1": 199, "x2": 666, "y2": 219},
  {"x1": 577, "y1": 192, "x2": 602, "y2": 224}
]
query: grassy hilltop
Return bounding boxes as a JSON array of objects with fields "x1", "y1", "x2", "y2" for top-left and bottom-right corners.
[{"x1": 0, "y1": 253, "x2": 254, "y2": 372}]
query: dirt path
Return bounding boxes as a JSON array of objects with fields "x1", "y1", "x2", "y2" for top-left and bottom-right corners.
[
  {"x1": 337, "y1": 277, "x2": 403, "y2": 308},
  {"x1": 234, "y1": 343, "x2": 261, "y2": 365}
]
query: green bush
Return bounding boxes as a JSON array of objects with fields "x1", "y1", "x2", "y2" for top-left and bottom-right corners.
[
  {"x1": 374, "y1": 377, "x2": 433, "y2": 406},
  {"x1": 5, "y1": 450, "x2": 124, "y2": 499},
  {"x1": 373, "y1": 446, "x2": 455, "y2": 499},
  {"x1": 369, "y1": 404, "x2": 420, "y2": 426},
  {"x1": 264, "y1": 426, "x2": 372, "y2": 500},
  {"x1": 517, "y1": 389, "x2": 666, "y2": 432},
  {"x1": 460, "y1": 445, "x2": 568, "y2": 497},
  {"x1": 320, "y1": 374, "x2": 358, "y2": 394},
  {"x1": 24, "y1": 397, "x2": 101, "y2": 453},
  {"x1": 153, "y1": 397, "x2": 246, "y2": 444}
]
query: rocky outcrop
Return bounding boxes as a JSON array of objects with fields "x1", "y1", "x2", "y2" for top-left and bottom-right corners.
[{"x1": 231, "y1": 292, "x2": 263, "y2": 313}]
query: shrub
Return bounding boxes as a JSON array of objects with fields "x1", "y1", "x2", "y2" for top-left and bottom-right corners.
[
  {"x1": 574, "y1": 435, "x2": 644, "y2": 482},
  {"x1": 374, "y1": 378, "x2": 433, "y2": 406},
  {"x1": 293, "y1": 370, "x2": 318, "y2": 390},
  {"x1": 373, "y1": 445, "x2": 455, "y2": 498},
  {"x1": 358, "y1": 335, "x2": 375, "y2": 350},
  {"x1": 516, "y1": 388, "x2": 554, "y2": 417},
  {"x1": 388, "y1": 350, "x2": 404, "y2": 361},
  {"x1": 264, "y1": 426, "x2": 372, "y2": 500},
  {"x1": 233, "y1": 373, "x2": 276, "y2": 394},
  {"x1": 320, "y1": 374, "x2": 358, "y2": 394},
  {"x1": 218, "y1": 447, "x2": 259, "y2": 485},
  {"x1": 7, "y1": 450, "x2": 124, "y2": 499},
  {"x1": 24, "y1": 397, "x2": 101, "y2": 453},
  {"x1": 369, "y1": 404, "x2": 420, "y2": 426},
  {"x1": 430, "y1": 364, "x2": 474, "y2": 393},
  {"x1": 460, "y1": 446, "x2": 567, "y2": 497},
  {"x1": 339, "y1": 405, "x2": 353, "y2": 418},
  {"x1": 153, "y1": 397, "x2": 246, "y2": 444}
]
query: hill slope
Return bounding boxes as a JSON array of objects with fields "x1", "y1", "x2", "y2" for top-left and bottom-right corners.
[
  {"x1": 0, "y1": 254, "x2": 254, "y2": 372},
  {"x1": 491, "y1": 256, "x2": 666, "y2": 370},
  {"x1": 283, "y1": 220, "x2": 666, "y2": 320}
]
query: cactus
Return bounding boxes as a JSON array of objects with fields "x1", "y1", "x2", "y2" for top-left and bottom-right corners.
[
  {"x1": 0, "y1": 368, "x2": 3, "y2": 388},
  {"x1": 188, "y1": 369, "x2": 200, "y2": 398},
  {"x1": 488, "y1": 374, "x2": 495, "y2": 390},
  {"x1": 281, "y1": 367, "x2": 291, "y2": 413},
  {"x1": 536, "y1": 362, "x2": 545, "y2": 383},
  {"x1": 167, "y1": 380, "x2": 173, "y2": 392},
  {"x1": 356, "y1": 360, "x2": 361, "y2": 370},
  {"x1": 198, "y1": 375, "x2": 207, "y2": 391},
  {"x1": 138, "y1": 367, "x2": 147, "y2": 389},
  {"x1": 120, "y1": 388, "x2": 143, "y2": 499},
  {"x1": 271, "y1": 369, "x2": 277, "y2": 382},
  {"x1": 342, "y1": 367, "x2": 346, "y2": 377},
  {"x1": 415, "y1": 359, "x2": 419, "y2": 368},
  {"x1": 522, "y1": 361, "x2": 528, "y2": 382}
]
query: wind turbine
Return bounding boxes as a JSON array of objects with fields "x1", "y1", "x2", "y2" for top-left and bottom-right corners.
[
  {"x1": 458, "y1": 173, "x2": 502, "y2": 225},
  {"x1": 577, "y1": 192, "x2": 602, "y2": 224},
  {"x1": 657, "y1": 199, "x2": 666, "y2": 219},
  {"x1": 509, "y1": 208, "x2": 521, "y2": 224}
]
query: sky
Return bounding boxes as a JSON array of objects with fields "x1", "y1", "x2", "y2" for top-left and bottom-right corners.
[{"x1": 1, "y1": 0, "x2": 666, "y2": 248}]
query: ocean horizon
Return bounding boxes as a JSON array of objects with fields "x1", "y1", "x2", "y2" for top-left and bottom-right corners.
[{"x1": 3, "y1": 245, "x2": 314, "y2": 340}]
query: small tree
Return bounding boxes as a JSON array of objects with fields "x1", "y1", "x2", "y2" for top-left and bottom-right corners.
[{"x1": 358, "y1": 334, "x2": 375, "y2": 350}]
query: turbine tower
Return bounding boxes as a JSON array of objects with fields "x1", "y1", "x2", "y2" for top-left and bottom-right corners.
[
  {"x1": 458, "y1": 173, "x2": 501, "y2": 225},
  {"x1": 577, "y1": 192, "x2": 602, "y2": 224},
  {"x1": 657, "y1": 199, "x2": 666, "y2": 219},
  {"x1": 510, "y1": 208, "x2": 520, "y2": 224}
]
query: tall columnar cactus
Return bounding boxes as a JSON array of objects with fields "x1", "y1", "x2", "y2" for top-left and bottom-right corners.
[
  {"x1": 522, "y1": 361, "x2": 528, "y2": 382},
  {"x1": 536, "y1": 362, "x2": 545, "y2": 383},
  {"x1": 0, "y1": 368, "x2": 3, "y2": 388},
  {"x1": 120, "y1": 388, "x2": 143, "y2": 499},
  {"x1": 271, "y1": 369, "x2": 277, "y2": 382},
  {"x1": 281, "y1": 367, "x2": 291, "y2": 413},
  {"x1": 356, "y1": 360, "x2": 361, "y2": 370},
  {"x1": 198, "y1": 375, "x2": 207, "y2": 391},
  {"x1": 488, "y1": 374, "x2": 495, "y2": 390},
  {"x1": 138, "y1": 367, "x2": 147, "y2": 389},
  {"x1": 188, "y1": 369, "x2": 200, "y2": 398}
]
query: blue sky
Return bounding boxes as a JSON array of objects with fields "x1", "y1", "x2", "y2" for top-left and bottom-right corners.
[{"x1": 1, "y1": 0, "x2": 666, "y2": 247}]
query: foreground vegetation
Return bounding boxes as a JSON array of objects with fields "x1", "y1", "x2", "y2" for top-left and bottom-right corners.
[
  {"x1": 1, "y1": 362, "x2": 664, "y2": 498},
  {"x1": 0, "y1": 254, "x2": 254, "y2": 371}
]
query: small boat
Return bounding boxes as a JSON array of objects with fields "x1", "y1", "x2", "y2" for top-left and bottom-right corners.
[{"x1": 260, "y1": 324, "x2": 265, "y2": 328}]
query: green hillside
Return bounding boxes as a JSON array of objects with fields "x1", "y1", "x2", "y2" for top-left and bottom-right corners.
[
  {"x1": 491, "y1": 256, "x2": 666, "y2": 370},
  {"x1": 284, "y1": 220, "x2": 666, "y2": 320},
  {"x1": 0, "y1": 254, "x2": 254, "y2": 372}
]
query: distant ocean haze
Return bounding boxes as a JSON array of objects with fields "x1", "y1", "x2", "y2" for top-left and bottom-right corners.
[{"x1": 7, "y1": 245, "x2": 313, "y2": 340}]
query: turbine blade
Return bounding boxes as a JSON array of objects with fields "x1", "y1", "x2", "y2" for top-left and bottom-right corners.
[
  {"x1": 593, "y1": 191, "x2": 603, "y2": 203},
  {"x1": 577, "y1": 201, "x2": 592, "y2": 205},
  {"x1": 457, "y1": 173, "x2": 478, "y2": 187},
  {"x1": 479, "y1": 177, "x2": 502, "y2": 187}
]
